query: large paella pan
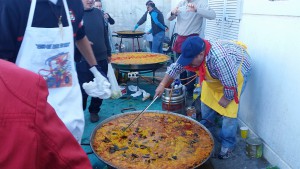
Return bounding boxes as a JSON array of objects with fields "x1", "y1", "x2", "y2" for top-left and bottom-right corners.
[
  {"x1": 111, "y1": 52, "x2": 170, "y2": 71},
  {"x1": 115, "y1": 30, "x2": 145, "y2": 38},
  {"x1": 90, "y1": 110, "x2": 214, "y2": 169}
]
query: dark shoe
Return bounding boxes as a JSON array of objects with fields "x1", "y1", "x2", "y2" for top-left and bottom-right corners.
[
  {"x1": 90, "y1": 113, "x2": 99, "y2": 123},
  {"x1": 218, "y1": 147, "x2": 233, "y2": 159}
]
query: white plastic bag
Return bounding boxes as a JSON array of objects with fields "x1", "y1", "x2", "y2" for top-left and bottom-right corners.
[
  {"x1": 82, "y1": 79, "x2": 111, "y2": 99},
  {"x1": 128, "y1": 85, "x2": 150, "y2": 101},
  {"x1": 107, "y1": 63, "x2": 122, "y2": 99}
]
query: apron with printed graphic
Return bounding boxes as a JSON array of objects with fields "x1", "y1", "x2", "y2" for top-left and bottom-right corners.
[
  {"x1": 200, "y1": 62, "x2": 244, "y2": 118},
  {"x1": 16, "y1": 0, "x2": 84, "y2": 142}
]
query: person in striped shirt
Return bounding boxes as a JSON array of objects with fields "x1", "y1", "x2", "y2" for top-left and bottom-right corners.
[{"x1": 155, "y1": 36, "x2": 251, "y2": 159}]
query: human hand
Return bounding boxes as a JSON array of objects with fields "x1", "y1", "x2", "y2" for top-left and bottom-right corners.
[
  {"x1": 104, "y1": 13, "x2": 109, "y2": 19},
  {"x1": 107, "y1": 56, "x2": 111, "y2": 63},
  {"x1": 218, "y1": 95, "x2": 231, "y2": 108},
  {"x1": 171, "y1": 7, "x2": 179, "y2": 16},
  {"x1": 90, "y1": 65, "x2": 108, "y2": 80},
  {"x1": 133, "y1": 24, "x2": 139, "y2": 32},
  {"x1": 165, "y1": 27, "x2": 169, "y2": 32},
  {"x1": 187, "y1": 3, "x2": 197, "y2": 12},
  {"x1": 154, "y1": 83, "x2": 165, "y2": 98},
  {"x1": 84, "y1": 65, "x2": 111, "y2": 99}
]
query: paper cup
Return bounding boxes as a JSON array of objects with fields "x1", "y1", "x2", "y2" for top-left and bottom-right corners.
[{"x1": 240, "y1": 126, "x2": 249, "y2": 139}]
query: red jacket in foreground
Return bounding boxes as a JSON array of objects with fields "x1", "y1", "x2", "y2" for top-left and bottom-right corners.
[{"x1": 0, "y1": 60, "x2": 92, "y2": 169}]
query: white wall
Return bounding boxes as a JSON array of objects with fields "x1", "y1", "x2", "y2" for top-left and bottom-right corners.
[
  {"x1": 238, "y1": 0, "x2": 300, "y2": 168},
  {"x1": 101, "y1": 0, "x2": 171, "y2": 51}
]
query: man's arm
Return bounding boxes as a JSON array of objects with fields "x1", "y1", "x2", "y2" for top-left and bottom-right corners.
[
  {"x1": 76, "y1": 36, "x2": 111, "y2": 98},
  {"x1": 137, "y1": 11, "x2": 148, "y2": 26},
  {"x1": 75, "y1": 36, "x2": 97, "y2": 66},
  {"x1": 194, "y1": 2, "x2": 216, "y2": 20},
  {"x1": 167, "y1": 6, "x2": 179, "y2": 21},
  {"x1": 150, "y1": 11, "x2": 167, "y2": 30},
  {"x1": 167, "y1": 10, "x2": 177, "y2": 21},
  {"x1": 106, "y1": 13, "x2": 115, "y2": 25},
  {"x1": 134, "y1": 11, "x2": 148, "y2": 31},
  {"x1": 155, "y1": 62, "x2": 185, "y2": 97},
  {"x1": 104, "y1": 20, "x2": 111, "y2": 58},
  {"x1": 155, "y1": 73, "x2": 174, "y2": 98},
  {"x1": 215, "y1": 55, "x2": 237, "y2": 101}
]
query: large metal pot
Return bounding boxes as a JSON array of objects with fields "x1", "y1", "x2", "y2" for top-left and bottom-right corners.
[
  {"x1": 162, "y1": 86, "x2": 186, "y2": 115},
  {"x1": 90, "y1": 110, "x2": 214, "y2": 169}
]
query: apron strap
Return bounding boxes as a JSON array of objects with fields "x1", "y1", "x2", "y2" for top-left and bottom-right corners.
[
  {"x1": 27, "y1": 0, "x2": 72, "y2": 29},
  {"x1": 62, "y1": 0, "x2": 72, "y2": 26},
  {"x1": 26, "y1": 0, "x2": 37, "y2": 29}
]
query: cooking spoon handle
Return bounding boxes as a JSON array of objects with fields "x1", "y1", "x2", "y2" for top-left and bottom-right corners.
[{"x1": 122, "y1": 95, "x2": 159, "y2": 131}]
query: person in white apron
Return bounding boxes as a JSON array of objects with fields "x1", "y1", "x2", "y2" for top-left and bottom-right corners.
[{"x1": 15, "y1": 0, "x2": 110, "y2": 143}]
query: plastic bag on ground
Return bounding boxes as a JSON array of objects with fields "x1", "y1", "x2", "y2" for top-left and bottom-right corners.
[
  {"x1": 128, "y1": 85, "x2": 150, "y2": 101},
  {"x1": 128, "y1": 85, "x2": 138, "y2": 92}
]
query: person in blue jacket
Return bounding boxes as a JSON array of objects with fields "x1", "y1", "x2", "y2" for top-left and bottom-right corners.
[{"x1": 134, "y1": 1, "x2": 168, "y2": 53}]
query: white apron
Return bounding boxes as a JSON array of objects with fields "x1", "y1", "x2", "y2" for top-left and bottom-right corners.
[{"x1": 16, "y1": 0, "x2": 84, "y2": 142}]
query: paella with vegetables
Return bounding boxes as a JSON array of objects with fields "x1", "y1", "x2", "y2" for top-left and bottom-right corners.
[{"x1": 92, "y1": 112, "x2": 214, "y2": 169}]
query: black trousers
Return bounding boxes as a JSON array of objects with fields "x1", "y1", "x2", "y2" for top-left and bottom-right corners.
[{"x1": 76, "y1": 60, "x2": 108, "y2": 114}]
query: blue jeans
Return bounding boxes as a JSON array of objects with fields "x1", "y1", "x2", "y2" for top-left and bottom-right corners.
[
  {"x1": 152, "y1": 31, "x2": 165, "y2": 53},
  {"x1": 200, "y1": 71, "x2": 250, "y2": 149}
]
